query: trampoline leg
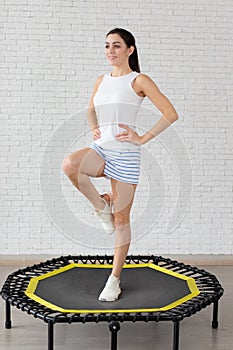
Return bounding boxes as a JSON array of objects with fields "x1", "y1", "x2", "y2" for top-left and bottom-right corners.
[
  {"x1": 109, "y1": 320, "x2": 120, "y2": 350},
  {"x1": 48, "y1": 321, "x2": 54, "y2": 350},
  {"x1": 173, "y1": 320, "x2": 180, "y2": 350},
  {"x1": 5, "y1": 300, "x2": 12, "y2": 329},
  {"x1": 212, "y1": 300, "x2": 219, "y2": 329}
]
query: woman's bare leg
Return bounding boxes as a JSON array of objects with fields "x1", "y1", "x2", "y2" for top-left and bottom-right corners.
[
  {"x1": 110, "y1": 179, "x2": 137, "y2": 278},
  {"x1": 62, "y1": 147, "x2": 107, "y2": 211},
  {"x1": 62, "y1": 149, "x2": 137, "y2": 278}
]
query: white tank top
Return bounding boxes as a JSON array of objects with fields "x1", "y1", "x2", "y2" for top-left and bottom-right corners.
[{"x1": 92, "y1": 71, "x2": 145, "y2": 151}]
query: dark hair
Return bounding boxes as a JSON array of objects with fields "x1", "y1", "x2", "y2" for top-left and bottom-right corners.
[{"x1": 106, "y1": 28, "x2": 140, "y2": 73}]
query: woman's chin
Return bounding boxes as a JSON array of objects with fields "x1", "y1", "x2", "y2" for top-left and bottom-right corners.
[{"x1": 108, "y1": 60, "x2": 117, "y2": 66}]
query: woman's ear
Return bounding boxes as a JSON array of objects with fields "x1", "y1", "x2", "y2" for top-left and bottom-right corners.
[{"x1": 128, "y1": 46, "x2": 135, "y2": 56}]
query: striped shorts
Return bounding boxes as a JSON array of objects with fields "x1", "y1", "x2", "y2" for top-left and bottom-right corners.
[{"x1": 88, "y1": 142, "x2": 141, "y2": 185}]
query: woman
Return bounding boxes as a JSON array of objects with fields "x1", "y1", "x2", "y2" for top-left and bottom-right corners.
[{"x1": 62, "y1": 28, "x2": 179, "y2": 302}]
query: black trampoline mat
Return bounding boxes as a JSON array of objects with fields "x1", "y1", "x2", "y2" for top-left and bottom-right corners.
[{"x1": 25, "y1": 264, "x2": 199, "y2": 312}]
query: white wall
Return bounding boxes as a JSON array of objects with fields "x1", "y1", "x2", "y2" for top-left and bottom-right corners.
[{"x1": 1, "y1": 0, "x2": 232, "y2": 256}]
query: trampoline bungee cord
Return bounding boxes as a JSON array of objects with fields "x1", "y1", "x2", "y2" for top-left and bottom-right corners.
[{"x1": 0, "y1": 254, "x2": 224, "y2": 350}]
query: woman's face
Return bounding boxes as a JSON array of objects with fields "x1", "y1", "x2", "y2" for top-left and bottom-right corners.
[{"x1": 105, "y1": 34, "x2": 134, "y2": 67}]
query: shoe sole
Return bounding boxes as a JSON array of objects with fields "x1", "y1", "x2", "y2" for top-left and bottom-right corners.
[{"x1": 98, "y1": 291, "x2": 121, "y2": 302}]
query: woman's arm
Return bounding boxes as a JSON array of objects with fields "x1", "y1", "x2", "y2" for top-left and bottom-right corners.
[
  {"x1": 87, "y1": 75, "x2": 104, "y2": 131},
  {"x1": 115, "y1": 74, "x2": 179, "y2": 146},
  {"x1": 138, "y1": 74, "x2": 179, "y2": 145}
]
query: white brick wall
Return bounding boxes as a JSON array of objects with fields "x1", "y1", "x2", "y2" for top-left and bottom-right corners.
[{"x1": 0, "y1": 0, "x2": 232, "y2": 256}]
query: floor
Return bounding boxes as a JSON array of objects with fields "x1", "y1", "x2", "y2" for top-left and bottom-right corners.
[{"x1": 0, "y1": 265, "x2": 232, "y2": 350}]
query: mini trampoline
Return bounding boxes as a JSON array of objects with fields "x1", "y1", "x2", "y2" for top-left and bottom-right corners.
[{"x1": 0, "y1": 254, "x2": 224, "y2": 350}]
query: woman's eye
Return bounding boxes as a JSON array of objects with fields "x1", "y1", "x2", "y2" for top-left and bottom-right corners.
[{"x1": 105, "y1": 45, "x2": 120, "y2": 48}]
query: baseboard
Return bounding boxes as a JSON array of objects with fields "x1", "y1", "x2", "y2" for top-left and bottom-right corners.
[{"x1": 0, "y1": 254, "x2": 233, "y2": 266}]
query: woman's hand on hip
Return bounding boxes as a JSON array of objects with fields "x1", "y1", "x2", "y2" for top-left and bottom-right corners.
[
  {"x1": 92, "y1": 127, "x2": 101, "y2": 140},
  {"x1": 115, "y1": 123, "x2": 142, "y2": 145}
]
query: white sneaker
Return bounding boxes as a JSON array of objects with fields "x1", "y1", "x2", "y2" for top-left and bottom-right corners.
[
  {"x1": 93, "y1": 198, "x2": 115, "y2": 234},
  {"x1": 98, "y1": 274, "x2": 121, "y2": 302}
]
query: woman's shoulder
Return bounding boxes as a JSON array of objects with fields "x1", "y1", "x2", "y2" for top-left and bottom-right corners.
[
  {"x1": 136, "y1": 72, "x2": 151, "y2": 81},
  {"x1": 93, "y1": 74, "x2": 105, "y2": 90},
  {"x1": 96, "y1": 73, "x2": 105, "y2": 83},
  {"x1": 133, "y1": 73, "x2": 153, "y2": 98},
  {"x1": 135, "y1": 72, "x2": 155, "y2": 89}
]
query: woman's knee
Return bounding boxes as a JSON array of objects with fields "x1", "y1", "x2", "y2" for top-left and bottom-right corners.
[
  {"x1": 62, "y1": 156, "x2": 78, "y2": 177},
  {"x1": 113, "y1": 212, "x2": 130, "y2": 228}
]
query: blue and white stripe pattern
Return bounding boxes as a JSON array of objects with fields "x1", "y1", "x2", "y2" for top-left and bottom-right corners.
[{"x1": 89, "y1": 142, "x2": 141, "y2": 185}]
